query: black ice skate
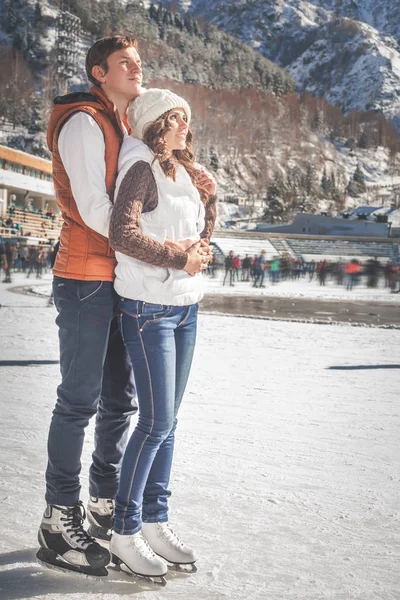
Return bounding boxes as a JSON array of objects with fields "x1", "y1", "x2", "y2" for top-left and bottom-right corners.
[
  {"x1": 37, "y1": 502, "x2": 110, "y2": 578},
  {"x1": 87, "y1": 497, "x2": 114, "y2": 543}
]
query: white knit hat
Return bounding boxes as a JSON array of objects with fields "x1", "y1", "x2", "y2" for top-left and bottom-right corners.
[{"x1": 128, "y1": 88, "x2": 191, "y2": 140}]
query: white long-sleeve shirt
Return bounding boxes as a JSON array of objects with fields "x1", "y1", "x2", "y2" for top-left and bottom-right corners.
[{"x1": 58, "y1": 112, "x2": 120, "y2": 239}]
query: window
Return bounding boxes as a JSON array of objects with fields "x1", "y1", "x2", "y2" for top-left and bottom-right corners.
[
  {"x1": 7, "y1": 162, "x2": 24, "y2": 174},
  {"x1": 25, "y1": 167, "x2": 42, "y2": 179}
]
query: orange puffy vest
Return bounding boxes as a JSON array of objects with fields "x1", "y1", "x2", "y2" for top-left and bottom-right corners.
[{"x1": 47, "y1": 86, "x2": 126, "y2": 281}]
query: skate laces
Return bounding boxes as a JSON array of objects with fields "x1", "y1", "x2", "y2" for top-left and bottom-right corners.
[
  {"x1": 59, "y1": 501, "x2": 95, "y2": 548},
  {"x1": 134, "y1": 533, "x2": 158, "y2": 559},
  {"x1": 159, "y1": 523, "x2": 184, "y2": 548}
]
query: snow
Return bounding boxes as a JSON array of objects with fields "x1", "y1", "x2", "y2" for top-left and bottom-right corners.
[
  {"x1": 288, "y1": 19, "x2": 400, "y2": 121},
  {"x1": 0, "y1": 273, "x2": 399, "y2": 599},
  {"x1": 203, "y1": 273, "x2": 400, "y2": 304},
  {"x1": 186, "y1": 0, "x2": 400, "y2": 128}
]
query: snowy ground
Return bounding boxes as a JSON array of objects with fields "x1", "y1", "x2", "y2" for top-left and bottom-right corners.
[
  {"x1": 203, "y1": 272, "x2": 400, "y2": 304},
  {"x1": 0, "y1": 275, "x2": 399, "y2": 600}
]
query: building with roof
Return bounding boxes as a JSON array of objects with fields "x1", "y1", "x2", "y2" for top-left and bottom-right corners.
[
  {"x1": 254, "y1": 211, "x2": 390, "y2": 237},
  {"x1": 0, "y1": 145, "x2": 62, "y2": 244},
  {"x1": 0, "y1": 145, "x2": 56, "y2": 215}
]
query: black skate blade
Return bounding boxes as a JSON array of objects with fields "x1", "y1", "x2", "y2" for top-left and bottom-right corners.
[
  {"x1": 137, "y1": 572, "x2": 167, "y2": 586},
  {"x1": 110, "y1": 554, "x2": 167, "y2": 586},
  {"x1": 36, "y1": 547, "x2": 108, "y2": 580},
  {"x1": 168, "y1": 562, "x2": 197, "y2": 573},
  {"x1": 87, "y1": 523, "x2": 112, "y2": 542}
]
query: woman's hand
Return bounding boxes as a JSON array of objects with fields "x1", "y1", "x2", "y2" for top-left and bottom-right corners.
[
  {"x1": 164, "y1": 238, "x2": 211, "y2": 274},
  {"x1": 198, "y1": 238, "x2": 212, "y2": 263},
  {"x1": 184, "y1": 243, "x2": 208, "y2": 276},
  {"x1": 195, "y1": 169, "x2": 217, "y2": 196}
]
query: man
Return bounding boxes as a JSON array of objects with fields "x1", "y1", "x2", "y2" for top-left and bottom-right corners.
[
  {"x1": 223, "y1": 250, "x2": 234, "y2": 287},
  {"x1": 253, "y1": 250, "x2": 267, "y2": 288},
  {"x1": 241, "y1": 254, "x2": 251, "y2": 281},
  {"x1": 0, "y1": 235, "x2": 5, "y2": 281},
  {"x1": 37, "y1": 35, "x2": 142, "y2": 578},
  {"x1": 2, "y1": 241, "x2": 13, "y2": 283}
]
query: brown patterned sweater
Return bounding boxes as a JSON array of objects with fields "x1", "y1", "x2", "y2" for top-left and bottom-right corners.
[{"x1": 109, "y1": 161, "x2": 217, "y2": 270}]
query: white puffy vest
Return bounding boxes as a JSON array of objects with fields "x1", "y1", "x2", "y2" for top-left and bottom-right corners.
[{"x1": 113, "y1": 136, "x2": 205, "y2": 306}]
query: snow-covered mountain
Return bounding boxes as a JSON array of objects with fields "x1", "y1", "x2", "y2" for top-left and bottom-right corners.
[
  {"x1": 175, "y1": 0, "x2": 400, "y2": 128},
  {"x1": 1, "y1": 0, "x2": 400, "y2": 226},
  {"x1": 289, "y1": 19, "x2": 400, "y2": 125}
]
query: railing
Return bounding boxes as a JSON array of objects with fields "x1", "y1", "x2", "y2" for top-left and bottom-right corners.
[{"x1": 1, "y1": 208, "x2": 62, "y2": 242}]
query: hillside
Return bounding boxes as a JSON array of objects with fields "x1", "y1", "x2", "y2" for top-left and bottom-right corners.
[
  {"x1": 179, "y1": 0, "x2": 400, "y2": 130},
  {"x1": 1, "y1": 0, "x2": 400, "y2": 227}
]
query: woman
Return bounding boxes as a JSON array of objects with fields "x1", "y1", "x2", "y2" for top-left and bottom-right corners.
[
  {"x1": 108, "y1": 89, "x2": 217, "y2": 582},
  {"x1": 2, "y1": 241, "x2": 13, "y2": 283}
]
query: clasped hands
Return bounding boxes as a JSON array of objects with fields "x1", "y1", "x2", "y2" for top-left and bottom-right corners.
[{"x1": 164, "y1": 238, "x2": 211, "y2": 276}]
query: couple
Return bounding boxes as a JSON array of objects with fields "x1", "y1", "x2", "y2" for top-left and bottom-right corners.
[{"x1": 37, "y1": 34, "x2": 217, "y2": 583}]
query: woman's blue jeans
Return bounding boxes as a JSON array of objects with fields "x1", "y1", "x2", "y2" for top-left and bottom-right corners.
[{"x1": 114, "y1": 299, "x2": 198, "y2": 535}]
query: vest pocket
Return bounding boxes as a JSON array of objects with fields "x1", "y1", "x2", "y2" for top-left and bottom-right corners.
[{"x1": 143, "y1": 264, "x2": 171, "y2": 293}]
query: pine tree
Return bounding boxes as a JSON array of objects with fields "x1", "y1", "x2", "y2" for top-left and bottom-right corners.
[
  {"x1": 272, "y1": 71, "x2": 285, "y2": 95},
  {"x1": 13, "y1": 30, "x2": 28, "y2": 53},
  {"x1": 5, "y1": 1, "x2": 18, "y2": 34},
  {"x1": 184, "y1": 14, "x2": 194, "y2": 34},
  {"x1": 163, "y1": 9, "x2": 173, "y2": 26},
  {"x1": 149, "y1": 2, "x2": 157, "y2": 21},
  {"x1": 330, "y1": 172, "x2": 341, "y2": 200},
  {"x1": 174, "y1": 13, "x2": 184, "y2": 30},
  {"x1": 34, "y1": 1, "x2": 42, "y2": 24},
  {"x1": 357, "y1": 130, "x2": 370, "y2": 149},
  {"x1": 263, "y1": 180, "x2": 285, "y2": 223},
  {"x1": 305, "y1": 164, "x2": 315, "y2": 196},
  {"x1": 109, "y1": 0, "x2": 120, "y2": 32},
  {"x1": 347, "y1": 163, "x2": 366, "y2": 197},
  {"x1": 321, "y1": 166, "x2": 330, "y2": 194},
  {"x1": 210, "y1": 147, "x2": 219, "y2": 171},
  {"x1": 353, "y1": 163, "x2": 365, "y2": 186},
  {"x1": 156, "y1": 3, "x2": 164, "y2": 25},
  {"x1": 28, "y1": 92, "x2": 43, "y2": 134}
]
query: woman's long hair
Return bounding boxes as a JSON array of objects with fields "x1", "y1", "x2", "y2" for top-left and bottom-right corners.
[{"x1": 142, "y1": 110, "x2": 210, "y2": 205}]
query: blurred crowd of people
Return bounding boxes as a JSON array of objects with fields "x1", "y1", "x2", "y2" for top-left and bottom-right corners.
[
  {"x1": 207, "y1": 250, "x2": 400, "y2": 293},
  {"x1": 1, "y1": 239, "x2": 399, "y2": 294},
  {"x1": 0, "y1": 240, "x2": 58, "y2": 284}
]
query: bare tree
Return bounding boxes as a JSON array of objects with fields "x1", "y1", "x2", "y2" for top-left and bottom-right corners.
[{"x1": 0, "y1": 47, "x2": 35, "y2": 129}]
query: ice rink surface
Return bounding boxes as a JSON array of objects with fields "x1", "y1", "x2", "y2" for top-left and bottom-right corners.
[{"x1": 0, "y1": 274, "x2": 399, "y2": 600}]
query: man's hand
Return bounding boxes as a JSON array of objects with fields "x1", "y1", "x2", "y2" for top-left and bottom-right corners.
[
  {"x1": 195, "y1": 169, "x2": 217, "y2": 196},
  {"x1": 165, "y1": 239, "x2": 197, "y2": 252}
]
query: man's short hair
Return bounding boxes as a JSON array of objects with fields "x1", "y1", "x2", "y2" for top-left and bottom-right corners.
[{"x1": 85, "y1": 34, "x2": 138, "y2": 87}]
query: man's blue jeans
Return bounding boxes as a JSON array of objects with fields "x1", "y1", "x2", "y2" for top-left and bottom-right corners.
[
  {"x1": 45, "y1": 277, "x2": 137, "y2": 506},
  {"x1": 114, "y1": 300, "x2": 198, "y2": 535}
]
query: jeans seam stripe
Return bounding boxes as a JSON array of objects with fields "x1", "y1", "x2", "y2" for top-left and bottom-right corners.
[{"x1": 120, "y1": 317, "x2": 155, "y2": 534}]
